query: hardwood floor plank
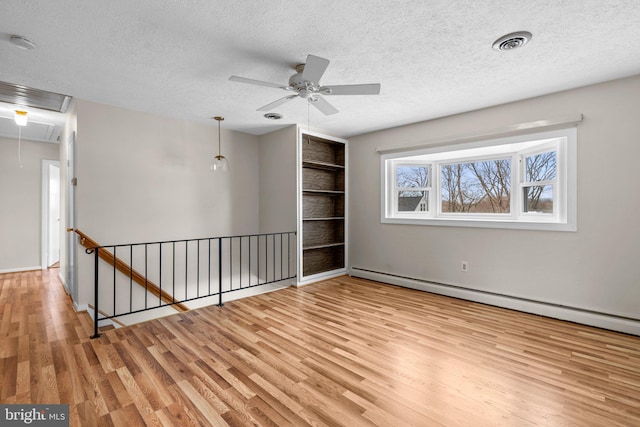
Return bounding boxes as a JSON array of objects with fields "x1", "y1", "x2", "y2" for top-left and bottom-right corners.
[
  {"x1": 1, "y1": 355, "x2": 17, "y2": 400},
  {"x1": 174, "y1": 380, "x2": 229, "y2": 426}
]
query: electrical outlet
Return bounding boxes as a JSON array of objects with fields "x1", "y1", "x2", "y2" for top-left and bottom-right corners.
[{"x1": 461, "y1": 261, "x2": 468, "y2": 272}]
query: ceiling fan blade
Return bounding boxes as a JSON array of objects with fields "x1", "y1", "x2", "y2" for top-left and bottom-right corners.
[
  {"x1": 229, "y1": 76, "x2": 289, "y2": 90},
  {"x1": 321, "y1": 83, "x2": 381, "y2": 95},
  {"x1": 257, "y1": 94, "x2": 298, "y2": 111},
  {"x1": 308, "y1": 95, "x2": 338, "y2": 116},
  {"x1": 301, "y1": 55, "x2": 330, "y2": 84}
]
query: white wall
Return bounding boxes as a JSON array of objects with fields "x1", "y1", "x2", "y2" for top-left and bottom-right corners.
[
  {"x1": 75, "y1": 100, "x2": 261, "y2": 306},
  {"x1": 0, "y1": 137, "x2": 59, "y2": 271},
  {"x1": 348, "y1": 75, "x2": 640, "y2": 327},
  {"x1": 258, "y1": 125, "x2": 297, "y2": 233}
]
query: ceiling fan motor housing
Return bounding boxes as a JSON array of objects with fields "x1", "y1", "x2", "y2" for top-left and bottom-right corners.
[{"x1": 288, "y1": 71, "x2": 318, "y2": 94}]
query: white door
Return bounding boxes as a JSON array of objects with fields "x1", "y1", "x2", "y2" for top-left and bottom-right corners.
[{"x1": 48, "y1": 163, "x2": 60, "y2": 266}]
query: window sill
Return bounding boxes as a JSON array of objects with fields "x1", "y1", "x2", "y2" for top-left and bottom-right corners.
[{"x1": 381, "y1": 216, "x2": 576, "y2": 231}]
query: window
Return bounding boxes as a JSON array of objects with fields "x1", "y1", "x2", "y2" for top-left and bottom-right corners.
[
  {"x1": 395, "y1": 164, "x2": 430, "y2": 213},
  {"x1": 382, "y1": 128, "x2": 576, "y2": 231}
]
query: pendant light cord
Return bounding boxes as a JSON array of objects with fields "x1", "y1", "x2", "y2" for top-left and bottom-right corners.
[
  {"x1": 18, "y1": 126, "x2": 23, "y2": 168},
  {"x1": 217, "y1": 119, "x2": 221, "y2": 156}
]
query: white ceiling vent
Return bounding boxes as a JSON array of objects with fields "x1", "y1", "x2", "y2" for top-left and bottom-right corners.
[
  {"x1": 492, "y1": 31, "x2": 532, "y2": 51},
  {"x1": 0, "y1": 81, "x2": 71, "y2": 113}
]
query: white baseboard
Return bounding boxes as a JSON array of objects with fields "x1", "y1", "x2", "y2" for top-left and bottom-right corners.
[
  {"x1": 57, "y1": 272, "x2": 71, "y2": 295},
  {"x1": 0, "y1": 266, "x2": 42, "y2": 274},
  {"x1": 296, "y1": 269, "x2": 347, "y2": 287},
  {"x1": 350, "y1": 267, "x2": 640, "y2": 336},
  {"x1": 85, "y1": 305, "x2": 121, "y2": 330}
]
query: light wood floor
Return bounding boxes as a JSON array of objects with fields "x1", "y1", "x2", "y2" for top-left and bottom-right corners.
[{"x1": 1, "y1": 269, "x2": 639, "y2": 426}]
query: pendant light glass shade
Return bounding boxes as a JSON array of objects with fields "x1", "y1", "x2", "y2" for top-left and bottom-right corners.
[
  {"x1": 211, "y1": 155, "x2": 228, "y2": 172},
  {"x1": 210, "y1": 116, "x2": 228, "y2": 172}
]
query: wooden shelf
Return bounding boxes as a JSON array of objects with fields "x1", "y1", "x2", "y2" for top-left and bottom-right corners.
[
  {"x1": 303, "y1": 217, "x2": 344, "y2": 221},
  {"x1": 303, "y1": 189, "x2": 344, "y2": 195},
  {"x1": 302, "y1": 160, "x2": 345, "y2": 170},
  {"x1": 303, "y1": 242, "x2": 345, "y2": 251}
]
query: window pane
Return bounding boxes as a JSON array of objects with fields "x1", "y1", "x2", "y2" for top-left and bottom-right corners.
[
  {"x1": 397, "y1": 165, "x2": 429, "y2": 188},
  {"x1": 523, "y1": 185, "x2": 553, "y2": 213},
  {"x1": 526, "y1": 151, "x2": 556, "y2": 182},
  {"x1": 398, "y1": 191, "x2": 428, "y2": 212},
  {"x1": 441, "y1": 160, "x2": 511, "y2": 213}
]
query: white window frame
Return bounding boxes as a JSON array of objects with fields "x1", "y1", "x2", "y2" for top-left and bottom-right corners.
[
  {"x1": 381, "y1": 127, "x2": 577, "y2": 231},
  {"x1": 518, "y1": 141, "x2": 561, "y2": 220}
]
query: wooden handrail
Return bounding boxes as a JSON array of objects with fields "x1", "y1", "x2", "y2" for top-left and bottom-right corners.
[{"x1": 69, "y1": 228, "x2": 189, "y2": 312}]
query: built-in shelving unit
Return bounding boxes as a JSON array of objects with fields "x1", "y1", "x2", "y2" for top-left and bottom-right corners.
[{"x1": 299, "y1": 131, "x2": 347, "y2": 281}]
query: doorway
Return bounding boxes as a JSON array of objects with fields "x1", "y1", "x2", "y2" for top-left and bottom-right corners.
[{"x1": 42, "y1": 160, "x2": 61, "y2": 268}]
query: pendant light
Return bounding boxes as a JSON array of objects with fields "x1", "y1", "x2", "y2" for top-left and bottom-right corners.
[
  {"x1": 14, "y1": 110, "x2": 28, "y2": 126},
  {"x1": 210, "y1": 116, "x2": 228, "y2": 172}
]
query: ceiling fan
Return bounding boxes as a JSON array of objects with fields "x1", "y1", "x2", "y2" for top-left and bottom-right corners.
[{"x1": 229, "y1": 54, "x2": 381, "y2": 116}]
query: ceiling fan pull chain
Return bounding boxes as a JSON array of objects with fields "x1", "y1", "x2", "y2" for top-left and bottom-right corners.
[{"x1": 307, "y1": 98, "x2": 311, "y2": 143}]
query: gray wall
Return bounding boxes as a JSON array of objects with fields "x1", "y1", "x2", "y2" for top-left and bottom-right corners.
[
  {"x1": 0, "y1": 137, "x2": 59, "y2": 271},
  {"x1": 348, "y1": 75, "x2": 640, "y2": 322},
  {"x1": 258, "y1": 125, "x2": 297, "y2": 234}
]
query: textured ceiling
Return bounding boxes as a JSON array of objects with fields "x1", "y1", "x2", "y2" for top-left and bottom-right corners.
[{"x1": 1, "y1": 0, "x2": 640, "y2": 138}]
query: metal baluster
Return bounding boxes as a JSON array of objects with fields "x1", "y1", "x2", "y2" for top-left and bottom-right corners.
[
  {"x1": 185, "y1": 241, "x2": 188, "y2": 302},
  {"x1": 172, "y1": 242, "x2": 175, "y2": 304},
  {"x1": 129, "y1": 245, "x2": 133, "y2": 313},
  {"x1": 144, "y1": 244, "x2": 148, "y2": 309},
  {"x1": 113, "y1": 246, "x2": 117, "y2": 316},
  {"x1": 159, "y1": 243, "x2": 162, "y2": 306},
  {"x1": 91, "y1": 248, "x2": 100, "y2": 339},
  {"x1": 218, "y1": 238, "x2": 223, "y2": 307}
]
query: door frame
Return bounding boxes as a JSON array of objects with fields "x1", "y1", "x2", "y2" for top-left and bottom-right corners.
[{"x1": 65, "y1": 131, "x2": 77, "y2": 300}]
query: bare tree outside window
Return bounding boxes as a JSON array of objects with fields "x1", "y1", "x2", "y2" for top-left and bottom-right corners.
[
  {"x1": 441, "y1": 159, "x2": 511, "y2": 213},
  {"x1": 441, "y1": 163, "x2": 481, "y2": 212},
  {"x1": 524, "y1": 151, "x2": 556, "y2": 213}
]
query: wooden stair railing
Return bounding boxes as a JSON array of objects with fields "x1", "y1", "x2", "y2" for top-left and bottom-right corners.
[{"x1": 69, "y1": 228, "x2": 189, "y2": 312}]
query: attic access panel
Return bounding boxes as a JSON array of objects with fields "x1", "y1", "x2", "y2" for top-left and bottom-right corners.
[{"x1": 0, "y1": 115, "x2": 61, "y2": 142}]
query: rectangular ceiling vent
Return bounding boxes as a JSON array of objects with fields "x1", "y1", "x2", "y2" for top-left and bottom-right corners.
[{"x1": 0, "y1": 81, "x2": 72, "y2": 113}]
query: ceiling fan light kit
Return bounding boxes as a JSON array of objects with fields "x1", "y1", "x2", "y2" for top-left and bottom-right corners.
[{"x1": 229, "y1": 54, "x2": 381, "y2": 116}]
